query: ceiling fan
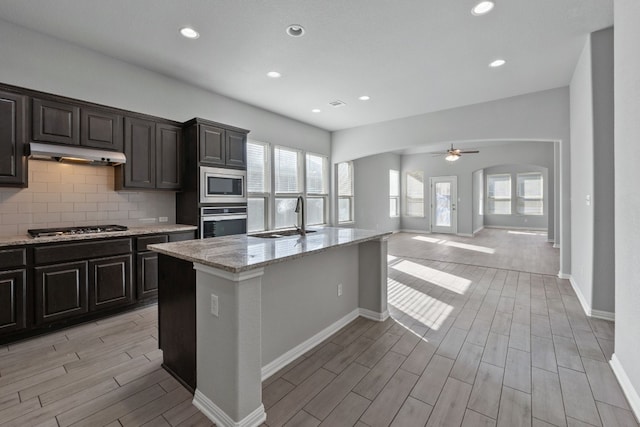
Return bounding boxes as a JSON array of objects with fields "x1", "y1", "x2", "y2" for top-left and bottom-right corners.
[{"x1": 431, "y1": 144, "x2": 480, "y2": 161}]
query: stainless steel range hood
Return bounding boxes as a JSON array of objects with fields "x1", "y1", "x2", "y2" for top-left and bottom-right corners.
[{"x1": 28, "y1": 142, "x2": 127, "y2": 166}]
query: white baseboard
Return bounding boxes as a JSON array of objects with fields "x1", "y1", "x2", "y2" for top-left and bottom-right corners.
[
  {"x1": 457, "y1": 233, "x2": 473, "y2": 237},
  {"x1": 261, "y1": 307, "x2": 388, "y2": 381},
  {"x1": 359, "y1": 308, "x2": 390, "y2": 321},
  {"x1": 568, "y1": 276, "x2": 615, "y2": 321},
  {"x1": 553, "y1": 243, "x2": 560, "y2": 249},
  {"x1": 591, "y1": 309, "x2": 615, "y2": 321},
  {"x1": 193, "y1": 390, "x2": 266, "y2": 427},
  {"x1": 557, "y1": 272, "x2": 570, "y2": 279},
  {"x1": 610, "y1": 354, "x2": 640, "y2": 420},
  {"x1": 261, "y1": 309, "x2": 360, "y2": 380},
  {"x1": 473, "y1": 226, "x2": 484, "y2": 235},
  {"x1": 484, "y1": 225, "x2": 547, "y2": 231}
]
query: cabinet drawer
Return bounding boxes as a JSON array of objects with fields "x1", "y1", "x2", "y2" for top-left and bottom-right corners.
[
  {"x1": 169, "y1": 231, "x2": 195, "y2": 242},
  {"x1": 34, "y1": 238, "x2": 132, "y2": 265},
  {"x1": 136, "y1": 235, "x2": 168, "y2": 251},
  {"x1": 0, "y1": 247, "x2": 26, "y2": 269}
]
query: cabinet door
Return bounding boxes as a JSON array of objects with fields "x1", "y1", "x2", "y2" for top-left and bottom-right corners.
[
  {"x1": 0, "y1": 269, "x2": 27, "y2": 335},
  {"x1": 137, "y1": 252, "x2": 158, "y2": 300},
  {"x1": 89, "y1": 254, "x2": 133, "y2": 311},
  {"x1": 123, "y1": 117, "x2": 155, "y2": 188},
  {"x1": 156, "y1": 124, "x2": 182, "y2": 190},
  {"x1": 81, "y1": 108, "x2": 123, "y2": 151},
  {"x1": 34, "y1": 261, "x2": 88, "y2": 325},
  {"x1": 198, "y1": 124, "x2": 225, "y2": 166},
  {"x1": 32, "y1": 98, "x2": 80, "y2": 145},
  {"x1": 225, "y1": 130, "x2": 247, "y2": 168},
  {"x1": 0, "y1": 90, "x2": 26, "y2": 186}
]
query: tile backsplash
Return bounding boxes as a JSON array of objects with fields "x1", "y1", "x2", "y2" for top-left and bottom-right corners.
[{"x1": 0, "y1": 160, "x2": 176, "y2": 237}]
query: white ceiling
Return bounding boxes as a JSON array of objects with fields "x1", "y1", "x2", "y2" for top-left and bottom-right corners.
[{"x1": 0, "y1": 0, "x2": 612, "y2": 132}]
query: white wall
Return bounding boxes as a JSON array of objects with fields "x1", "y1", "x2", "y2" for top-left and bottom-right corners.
[
  {"x1": 570, "y1": 40, "x2": 595, "y2": 311},
  {"x1": 332, "y1": 88, "x2": 571, "y2": 276},
  {"x1": 353, "y1": 153, "x2": 401, "y2": 232},
  {"x1": 401, "y1": 142, "x2": 554, "y2": 236},
  {"x1": 483, "y1": 164, "x2": 549, "y2": 230},
  {"x1": 613, "y1": 0, "x2": 640, "y2": 417},
  {"x1": 569, "y1": 28, "x2": 615, "y2": 316}
]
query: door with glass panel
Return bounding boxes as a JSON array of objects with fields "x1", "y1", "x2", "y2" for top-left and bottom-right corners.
[{"x1": 430, "y1": 176, "x2": 458, "y2": 234}]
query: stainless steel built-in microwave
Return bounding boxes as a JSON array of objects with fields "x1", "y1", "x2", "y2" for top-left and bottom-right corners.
[{"x1": 200, "y1": 166, "x2": 247, "y2": 204}]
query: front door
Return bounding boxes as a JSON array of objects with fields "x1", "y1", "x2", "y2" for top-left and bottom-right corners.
[{"x1": 430, "y1": 176, "x2": 458, "y2": 234}]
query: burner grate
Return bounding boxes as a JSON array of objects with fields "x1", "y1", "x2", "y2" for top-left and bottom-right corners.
[{"x1": 28, "y1": 225, "x2": 128, "y2": 238}]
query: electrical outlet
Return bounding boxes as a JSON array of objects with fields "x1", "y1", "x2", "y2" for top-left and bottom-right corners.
[
  {"x1": 210, "y1": 294, "x2": 219, "y2": 317},
  {"x1": 337, "y1": 283, "x2": 343, "y2": 297},
  {"x1": 159, "y1": 216, "x2": 168, "y2": 223}
]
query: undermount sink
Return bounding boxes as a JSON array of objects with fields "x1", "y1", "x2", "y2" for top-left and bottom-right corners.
[{"x1": 250, "y1": 229, "x2": 317, "y2": 239}]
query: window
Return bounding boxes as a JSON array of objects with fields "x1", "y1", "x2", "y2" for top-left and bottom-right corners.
[
  {"x1": 306, "y1": 153, "x2": 328, "y2": 225},
  {"x1": 337, "y1": 162, "x2": 354, "y2": 223},
  {"x1": 247, "y1": 141, "x2": 270, "y2": 232},
  {"x1": 487, "y1": 174, "x2": 511, "y2": 215},
  {"x1": 274, "y1": 147, "x2": 302, "y2": 229},
  {"x1": 389, "y1": 169, "x2": 400, "y2": 217},
  {"x1": 517, "y1": 172, "x2": 543, "y2": 215},
  {"x1": 405, "y1": 171, "x2": 424, "y2": 217}
]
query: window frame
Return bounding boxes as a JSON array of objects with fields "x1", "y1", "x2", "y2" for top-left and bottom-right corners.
[
  {"x1": 389, "y1": 169, "x2": 400, "y2": 218},
  {"x1": 486, "y1": 173, "x2": 512, "y2": 215},
  {"x1": 405, "y1": 170, "x2": 424, "y2": 217},
  {"x1": 305, "y1": 152, "x2": 329, "y2": 226},
  {"x1": 273, "y1": 146, "x2": 303, "y2": 229},
  {"x1": 516, "y1": 172, "x2": 544, "y2": 215},
  {"x1": 337, "y1": 161, "x2": 354, "y2": 224},
  {"x1": 246, "y1": 140, "x2": 271, "y2": 233}
]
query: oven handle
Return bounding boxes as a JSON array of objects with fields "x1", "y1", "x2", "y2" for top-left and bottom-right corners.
[{"x1": 202, "y1": 214, "x2": 248, "y2": 221}]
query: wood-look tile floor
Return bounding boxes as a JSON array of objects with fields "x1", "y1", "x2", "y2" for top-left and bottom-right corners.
[{"x1": 1, "y1": 230, "x2": 636, "y2": 427}]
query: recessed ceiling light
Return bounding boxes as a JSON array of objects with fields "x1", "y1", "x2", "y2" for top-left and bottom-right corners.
[
  {"x1": 358, "y1": 95, "x2": 371, "y2": 101},
  {"x1": 311, "y1": 108, "x2": 321, "y2": 113},
  {"x1": 489, "y1": 59, "x2": 506, "y2": 68},
  {"x1": 471, "y1": 1, "x2": 495, "y2": 16},
  {"x1": 267, "y1": 71, "x2": 282, "y2": 78},
  {"x1": 286, "y1": 24, "x2": 305, "y2": 37},
  {"x1": 179, "y1": 27, "x2": 200, "y2": 39}
]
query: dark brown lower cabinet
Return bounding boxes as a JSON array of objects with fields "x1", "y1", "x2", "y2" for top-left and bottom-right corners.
[
  {"x1": 137, "y1": 252, "x2": 159, "y2": 300},
  {"x1": 89, "y1": 254, "x2": 133, "y2": 311},
  {"x1": 0, "y1": 269, "x2": 27, "y2": 334},
  {"x1": 34, "y1": 261, "x2": 88, "y2": 325},
  {"x1": 158, "y1": 253, "x2": 197, "y2": 391}
]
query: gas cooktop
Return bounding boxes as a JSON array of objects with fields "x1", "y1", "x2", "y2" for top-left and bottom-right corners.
[{"x1": 28, "y1": 225, "x2": 128, "y2": 238}]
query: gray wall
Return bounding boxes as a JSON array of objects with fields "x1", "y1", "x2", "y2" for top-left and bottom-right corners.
[
  {"x1": 332, "y1": 87, "x2": 571, "y2": 276},
  {"x1": 401, "y1": 142, "x2": 554, "y2": 237},
  {"x1": 472, "y1": 169, "x2": 484, "y2": 234},
  {"x1": 614, "y1": 0, "x2": 640, "y2": 413},
  {"x1": 353, "y1": 153, "x2": 402, "y2": 232},
  {"x1": 483, "y1": 164, "x2": 549, "y2": 230},
  {"x1": 569, "y1": 28, "x2": 615, "y2": 315},
  {"x1": 0, "y1": 19, "x2": 330, "y2": 156}
]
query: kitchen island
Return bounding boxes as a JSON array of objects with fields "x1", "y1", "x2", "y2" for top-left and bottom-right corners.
[{"x1": 149, "y1": 227, "x2": 390, "y2": 427}]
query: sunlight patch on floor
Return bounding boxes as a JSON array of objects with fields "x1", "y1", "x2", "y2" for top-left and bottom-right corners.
[
  {"x1": 507, "y1": 230, "x2": 546, "y2": 236},
  {"x1": 388, "y1": 278, "x2": 453, "y2": 330},
  {"x1": 412, "y1": 235, "x2": 495, "y2": 254},
  {"x1": 391, "y1": 259, "x2": 471, "y2": 295}
]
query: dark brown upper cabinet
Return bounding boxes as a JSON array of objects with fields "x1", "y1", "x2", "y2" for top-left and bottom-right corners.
[
  {"x1": 156, "y1": 124, "x2": 182, "y2": 190},
  {"x1": 199, "y1": 124, "x2": 225, "y2": 165},
  {"x1": 81, "y1": 107, "x2": 123, "y2": 151},
  {"x1": 32, "y1": 98, "x2": 80, "y2": 145},
  {"x1": 225, "y1": 130, "x2": 247, "y2": 168},
  {"x1": 116, "y1": 118, "x2": 182, "y2": 191},
  {"x1": 0, "y1": 90, "x2": 27, "y2": 187},
  {"x1": 121, "y1": 117, "x2": 156, "y2": 189},
  {"x1": 184, "y1": 118, "x2": 248, "y2": 169}
]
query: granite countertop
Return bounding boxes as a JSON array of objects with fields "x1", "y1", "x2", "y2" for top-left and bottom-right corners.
[
  {"x1": 149, "y1": 227, "x2": 391, "y2": 273},
  {"x1": 0, "y1": 224, "x2": 198, "y2": 247}
]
